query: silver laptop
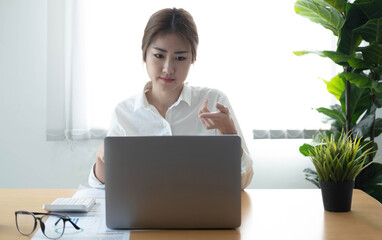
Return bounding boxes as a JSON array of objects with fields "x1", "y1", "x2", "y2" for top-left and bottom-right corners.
[{"x1": 105, "y1": 135, "x2": 241, "y2": 229}]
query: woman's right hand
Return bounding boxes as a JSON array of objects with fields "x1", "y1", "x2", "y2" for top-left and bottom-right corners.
[{"x1": 95, "y1": 142, "x2": 105, "y2": 184}]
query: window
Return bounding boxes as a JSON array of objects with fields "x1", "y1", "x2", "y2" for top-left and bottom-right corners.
[{"x1": 47, "y1": 0, "x2": 337, "y2": 141}]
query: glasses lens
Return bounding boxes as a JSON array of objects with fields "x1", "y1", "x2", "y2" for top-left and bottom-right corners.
[
  {"x1": 41, "y1": 215, "x2": 65, "y2": 239},
  {"x1": 16, "y1": 212, "x2": 36, "y2": 235}
]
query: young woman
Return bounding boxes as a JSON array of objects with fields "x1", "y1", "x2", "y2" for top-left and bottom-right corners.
[{"x1": 89, "y1": 8, "x2": 253, "y2": 189}]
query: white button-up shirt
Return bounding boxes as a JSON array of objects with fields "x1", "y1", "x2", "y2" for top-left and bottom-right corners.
[{"x1": 89, "y1": 83, "x2": 253, "y2": 189}]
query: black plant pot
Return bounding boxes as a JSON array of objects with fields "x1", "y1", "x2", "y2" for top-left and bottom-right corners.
[{"x1": 319, "y1": 180, "x2": 355, "y2": 212}]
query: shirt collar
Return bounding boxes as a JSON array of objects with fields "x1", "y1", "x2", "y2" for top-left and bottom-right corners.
[
  {"x1": 175, "y1": 83, "x2": 192, "y2": 107},
  {"x1": 133, "y1": 82, "x2": 151, "y2": 112},
  {"x1": 133, "y1": 82, "x2": 192, "y2": 112}
]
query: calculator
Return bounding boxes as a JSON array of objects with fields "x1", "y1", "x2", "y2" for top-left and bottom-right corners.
[{"x1": 43, "y1": 198, "x2": 96, "y2": 213}]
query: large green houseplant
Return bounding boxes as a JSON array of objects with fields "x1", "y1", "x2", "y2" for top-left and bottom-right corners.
[
  {"x1": 294, "y1": 0, "x2": 382, "y2": 202},
  {"x1": 301, "y1": 132, "x2": 374, "y2": 211}
]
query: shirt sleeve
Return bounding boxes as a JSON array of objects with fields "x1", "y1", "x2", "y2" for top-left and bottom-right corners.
[
  {"x1": 217, "y1": 92, "x2": 254, "y2": 189},
  {"x1": 107, "y1": 106, "x2": 126, "y2": 136},
  {"x1": 88, "y1": 163, "x2": 105, "y2": 188},
  {"x1": 241, "y1": 148, "x2": 254, "y2": 189}
]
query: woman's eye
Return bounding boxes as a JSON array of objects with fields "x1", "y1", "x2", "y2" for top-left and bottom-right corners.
[
  {"x1": 154, "y1": 54, "x2": 164, "y2": 59},
  {"x1": 176, "y1": 56, "x2": 186, "y2": 61}
]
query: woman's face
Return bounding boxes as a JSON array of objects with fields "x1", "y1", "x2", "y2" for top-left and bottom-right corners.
[{"x1": 145, "y1": 32, "x2": 192, "y2": 94}]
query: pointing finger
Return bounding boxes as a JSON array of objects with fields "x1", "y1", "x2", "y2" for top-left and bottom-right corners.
[{"x1": 199, "y1": 99, "x2": 210, "y2": 114}]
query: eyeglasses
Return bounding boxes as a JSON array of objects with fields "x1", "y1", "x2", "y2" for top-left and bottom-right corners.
[{"x1": 15, "y1": 211, "x2": 81, "y2": 239}]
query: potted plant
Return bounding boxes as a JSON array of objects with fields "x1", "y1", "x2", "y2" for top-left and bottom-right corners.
[
  {"x1": 301, "y1": 132, "x2": 374, "y2": 212},
  {"x1": 294, "y1": 0, "x2": 382, "y2": 202}
]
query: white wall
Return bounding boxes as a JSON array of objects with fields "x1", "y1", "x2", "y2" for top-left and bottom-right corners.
[{"x1": 1, "y1": 0, "x2": 380, "y2": 189}]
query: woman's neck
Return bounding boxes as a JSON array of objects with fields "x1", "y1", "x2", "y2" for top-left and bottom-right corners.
[{"x1": 146, "y1": 84, "x2": 184, "y2": 117}]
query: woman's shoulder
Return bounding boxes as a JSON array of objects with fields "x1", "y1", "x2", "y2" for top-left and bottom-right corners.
[
  {"x1": 114, "y1": 83, "x2": 149, "y2": 113},
  {"x1": 188, "y1": 86, "x2": 228, "y2": 104},
  {"x1": 114, "y1": 94, "x2": 138, "y2": 112},
  {"x1": 188, "y1": 85, "x2": 227, "y2": 98}
]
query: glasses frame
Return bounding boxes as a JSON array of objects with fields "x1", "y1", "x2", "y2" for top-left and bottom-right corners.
[{"x1": 15, "y1": 211, "x2": 81, "y2": 239}]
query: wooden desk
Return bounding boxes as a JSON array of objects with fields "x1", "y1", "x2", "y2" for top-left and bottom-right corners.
[{"x1": 0, "y1": 189, "x2": 381, "y2": 240}]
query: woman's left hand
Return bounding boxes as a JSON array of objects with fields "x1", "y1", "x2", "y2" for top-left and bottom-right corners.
[{"x1": 198, "y1": 99, "x2": 237, "y2": 134}]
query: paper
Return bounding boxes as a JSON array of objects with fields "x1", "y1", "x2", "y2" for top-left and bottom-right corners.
[{"x1": 32, "y1": 186, "x2": 130, "y2": 240}]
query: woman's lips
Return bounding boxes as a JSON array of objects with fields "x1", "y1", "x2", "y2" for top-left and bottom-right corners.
[{"x1": 160, "y1": 77, "x2": 175, "y2": 83}]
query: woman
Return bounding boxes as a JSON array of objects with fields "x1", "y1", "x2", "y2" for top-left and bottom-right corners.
[{"x1": 89, "y1": 8, "x2": 253, "y2": 189}]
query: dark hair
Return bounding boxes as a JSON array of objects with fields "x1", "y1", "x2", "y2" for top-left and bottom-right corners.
[{"x1": 142, "y1": 8, "x2": 199, "y2": 63}]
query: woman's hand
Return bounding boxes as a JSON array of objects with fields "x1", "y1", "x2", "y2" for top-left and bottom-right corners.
[
  {"x1": 95, "y1": 142, "x2": 105, "y2": 184},
  {"x1": 198, "y1": 99, "x2": 237, "y2": 135},
  {"x1": 96, "y1": 142, "x2": 105, "y2": 163}
]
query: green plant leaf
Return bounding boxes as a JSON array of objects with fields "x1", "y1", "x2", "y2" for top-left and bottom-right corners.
[
  {"x1": 353, "y1": 164, "x2": 365, "y2": 179},
  {"x1": 326, "y1": 0, "x2": 346, "y2": 12},
  {"x1": 337, "y1": 4, "x2": 366, "y2": 55},
  {"x1": 293, "y1": 50, "x2": 351, "y2": 66},
  {"x1": 339, "y1": 83, "x2": 371, "y2": 124},
  {"x1": 366, "y1": 162, "x2": 382, "y2": 185},
  {"x1": 293, "y1": 51, "x2": 309, "y2": 56},
  {"x1": 374, "y1": 118, "x2": 382, "y2": 137},
  {"x1": 371, "y1": 65, "x2": 382, "y2": 78},
  {"x1": 374, "y1": 97, "x2": 382, "y2": 108},
  {"x1": 339, "y1": 72, "x2": 376, "y2": 89},
  {"x1": 300, "y1": 143, "x2": 315, "y2": 156},
  {"x1": 317, "y1": 107, "x2": 346, "y2": 125},
  {"x1": 355, "y1": 162, "x2": 382, "y2": 203},
  {"x1": 354, "y1": 0, "x2": 375, "y2": 4},
  {"x1": 303, "y1": 168, "x2": 319, "y2": 176},
  {"x1": 355, "y1": 0, "x2": 382, "y2": 19},
  {"x1": 320, "y1": 51, "x2": 350, "y2": 65},
  {"x1": 325, "y1": 74, "x2": 345, "y2": 100},
  {"x1": 375, "y1": 82, "x2": 382, "y2": 93},
  {"x1": 353, "y1": 17, "x2": 382, "y2": 44},
  {"x1": 327, "y1": 160, "x2": 338, "y2": 182},
  {"x1": 320, "y1": 160, "x2": 330, "y2": 180},
  {"x1": 358, "y1": 43, "x2": 382, "y2": 64},
  {"x1": 347, "y1": 57, "x2": 373, "y2": 68},
  {"x1": 311, "y1": 0, "x2": 346, "y2": 12},
  {"x1": 367, "y1": 185, "x2": 382, "y2": 203},
  {"x1": 316, "y1": 105, "x2": 345, "y2": 131},
  {"x1": 352, "y1": 111, "x2": 375, "y2": 138},
  {"x1": 295, "y1": 0, "x2": 345, "y2": 36},
  {"x1": 313, "y1": 0, "x2": 336, "y2": 8},
  {"x1": 342, "y1": 160, "x2": 354, "y2": 181},
  {"x1": 335, "y1": 160, "x2": 344, "y2": 179}
]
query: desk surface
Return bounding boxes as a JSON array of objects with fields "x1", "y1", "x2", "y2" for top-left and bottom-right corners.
[{"x1": 0, "y1": 189, "x2": 381, "y2": 240}]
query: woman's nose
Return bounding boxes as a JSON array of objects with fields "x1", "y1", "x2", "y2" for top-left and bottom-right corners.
[{"x1": 163, "y1": 58, "x2": 175, "y2": 74}]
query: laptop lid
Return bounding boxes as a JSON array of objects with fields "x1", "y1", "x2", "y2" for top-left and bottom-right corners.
[{"x1": 105, "y1": 135, "x2": 241, "y2": 229}]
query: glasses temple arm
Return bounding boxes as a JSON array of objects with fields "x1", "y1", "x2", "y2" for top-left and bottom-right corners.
[{"x1": 67, "y1": 219, "x2": 81, "y2": 230}]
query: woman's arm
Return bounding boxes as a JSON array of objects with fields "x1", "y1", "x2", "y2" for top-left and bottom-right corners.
[
  {"x1": 89, "y1": 105, "x2": 126, "y2": 188},
  {"x1": 94, "y1": 142, "x2": 105, "y2": 184}
]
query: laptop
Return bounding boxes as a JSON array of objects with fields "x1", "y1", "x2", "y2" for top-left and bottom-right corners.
[{"x1": 105, "y1": 135, "x2": 242, "y2": 229}]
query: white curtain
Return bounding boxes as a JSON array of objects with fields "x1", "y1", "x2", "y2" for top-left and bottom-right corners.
[
  {"x1": 47, "y1": 0, "x2": 107, "y2": 140},
  {"x1": 46, "y1": 0, "x2": 337, "y2": 141}
]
